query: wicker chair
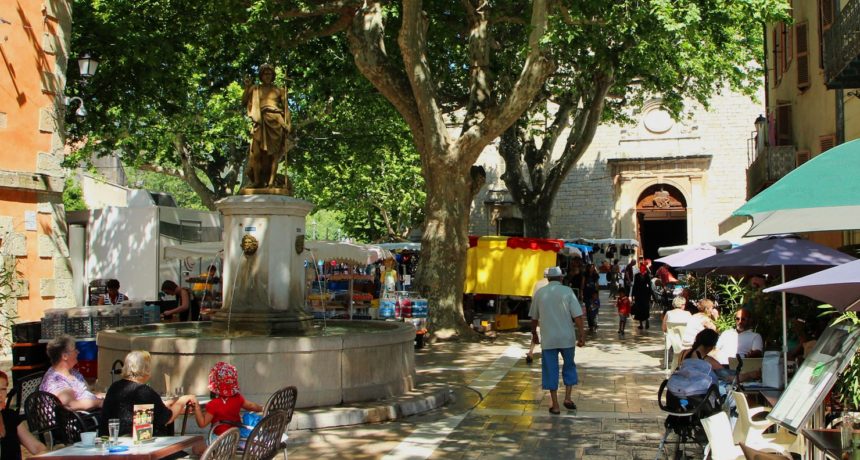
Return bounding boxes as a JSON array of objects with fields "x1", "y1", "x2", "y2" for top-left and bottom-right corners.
[
  {"x1": 240, "y1": 411, "x2": 289, "y2": 460},
  {"x1": 24, "y1": 390, "x2": 98, "y2": 449},
  {"x1": 201, "y1": 427, "x2": 241, "y2": 460},
  {"x1": 263, "y1": 386, "x2": 297, "y2": 460},
  {"x1": 6, "y1": 371, "x2": 45, "y2": 415}
]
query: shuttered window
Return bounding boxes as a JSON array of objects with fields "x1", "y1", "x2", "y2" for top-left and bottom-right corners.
[
  {"x1": 776, "y1": 104, "x2": 793, "y2": 146},
  {"x1": 819, "y1": 134, "x2": 836, "y2": 153},
  {"x1": 819, "y1": 0, "x2": 834, "y2": 69},
  {"x1": 796, "y1": 150, "x2": 811, "y2": 167},
  {"x1": 797, "y1": 22, "x2": 810, "y2": 90}
]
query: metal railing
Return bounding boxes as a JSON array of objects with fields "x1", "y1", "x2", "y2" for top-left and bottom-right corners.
[
  {"x1": 746, "y1": 145, "x2": 796, "y2": 199},
  {"x1": 825, "y1": 0, "x2": 860, "y2": 88}
]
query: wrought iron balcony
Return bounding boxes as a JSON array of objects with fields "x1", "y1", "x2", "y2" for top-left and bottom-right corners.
[
  {"x1": 746, "y1": 145, "x2": 796, "y2": 199},
  {"x1": 825, "y1": 0, "x2": 860, "y2": 89}
]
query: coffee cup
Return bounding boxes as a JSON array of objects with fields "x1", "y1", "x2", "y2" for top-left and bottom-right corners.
[{"x1": 81, "y1": 431, "x2": 97, "y2": 446}]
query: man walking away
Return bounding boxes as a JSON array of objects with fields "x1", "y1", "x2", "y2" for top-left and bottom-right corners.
[{"x1": 530, "y1": 267, "x2": 587, "y2": 415}]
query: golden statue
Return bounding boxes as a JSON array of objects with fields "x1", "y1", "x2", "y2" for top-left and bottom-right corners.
[{"x1": 242, "y1": 64, "x2": 291, "y2": 192}]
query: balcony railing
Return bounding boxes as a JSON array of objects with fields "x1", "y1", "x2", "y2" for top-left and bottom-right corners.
[
  {"x1": 825, "y1": 0, "x2": 860, "y2": 89},
  {"x1": 747, "y1": 145, "x2": 796, "y2": 199}
]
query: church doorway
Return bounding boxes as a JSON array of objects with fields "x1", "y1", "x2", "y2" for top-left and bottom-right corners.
[{"x1": 636, "y1": 184, "x2": 687, "y2": 261}]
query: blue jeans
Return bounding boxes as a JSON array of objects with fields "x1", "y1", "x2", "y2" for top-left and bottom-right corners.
[{"x1": 541, "y1": 347, "x2": 578, "y2": 390}]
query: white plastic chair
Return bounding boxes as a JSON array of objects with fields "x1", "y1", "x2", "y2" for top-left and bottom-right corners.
[
  {"x1": 701, "y1": 411, "x2": 745, "y2": 460},
  {"x1": 664, "y1": 322, "x2": 687, "y2": 372},
  {"x1": 731, "y1": 390, "x2": 773, "y2": 445}
]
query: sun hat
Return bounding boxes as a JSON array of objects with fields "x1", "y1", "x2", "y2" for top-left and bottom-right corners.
[
  {"x1": 208, "y1": 361, "x2": 240, "y2": 397},
  {"x1": 545, "y1": 266, "x2": 564, "y2": 278}
]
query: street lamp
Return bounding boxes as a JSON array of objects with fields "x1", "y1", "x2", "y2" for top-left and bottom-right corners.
[
  {"x1": 77, "y1": 53, "x2": 99, "y2": 79},
  {"x1": 64, "y1": 96, "x2": 87, "y2": 117}
]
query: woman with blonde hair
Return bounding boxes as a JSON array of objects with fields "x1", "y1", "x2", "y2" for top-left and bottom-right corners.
[
  {"x1": 681, "y1": 299, "x2": 718, "y2": 349},
  {"x1": 99, "y1": 351, "x2": 198, "y2": 437}
]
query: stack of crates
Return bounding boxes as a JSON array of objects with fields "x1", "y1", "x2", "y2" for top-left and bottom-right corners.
[
  {"x1": 75, "y1": 340, "x2": 98, "y2": 380},
  {"x1": 40, "y1": 309, "x2": 67, "y2": 340},
  {"x1": 10, "y1": 322, "x2": 48, "y2": 399},
  {"x1": 93, "y1": 307, "x2": 121, "y2": 333},
  {"x1": 66, "y1": 308, "x2": 95, "y2": 338}
]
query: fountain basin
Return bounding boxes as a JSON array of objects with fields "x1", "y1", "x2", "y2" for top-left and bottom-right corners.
[{"x1": 96, "y1": 321, "x2": 416, "y2": 408}]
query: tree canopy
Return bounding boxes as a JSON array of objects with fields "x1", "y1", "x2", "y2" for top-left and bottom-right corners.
[{"x1": 499, "y1": 0, "x2": 790, "y2": 236}]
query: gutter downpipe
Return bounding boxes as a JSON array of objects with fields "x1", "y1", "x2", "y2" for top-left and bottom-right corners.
[{"x1": 835, "y1": 0, "x2": 845, "y2": 145}]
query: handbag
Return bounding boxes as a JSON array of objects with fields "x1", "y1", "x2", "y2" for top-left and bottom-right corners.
[{"x1": 239, "y1": 412, "x2": 263, "y2": 438}]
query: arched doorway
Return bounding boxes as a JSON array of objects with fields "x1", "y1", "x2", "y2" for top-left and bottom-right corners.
[{"x1": 636, "y1": 184, "x2": 687, "y2": 261}]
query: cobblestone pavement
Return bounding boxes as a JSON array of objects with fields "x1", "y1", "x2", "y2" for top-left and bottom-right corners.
[{"x1": 285, "y1": 291, "x2": 688, "y2": 460}]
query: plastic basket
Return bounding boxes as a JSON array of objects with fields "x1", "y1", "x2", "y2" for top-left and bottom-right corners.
[
  {"x1": 40, "y1": 316, "x2": 66, "y2": 340},
  {"x1": 66, "y1": 316, "x2": 94, "y2": 338},
  {"x1": 93, "y1": 315, "x2": 121, "y2": 332}
]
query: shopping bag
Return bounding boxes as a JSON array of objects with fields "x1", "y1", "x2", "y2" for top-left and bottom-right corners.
[
  {"x1": 240, "y1": 412, "x2": 263, "y2": 438},
  {"x1": 762, "y1": 351, "x2": 784, "y2": 389}
]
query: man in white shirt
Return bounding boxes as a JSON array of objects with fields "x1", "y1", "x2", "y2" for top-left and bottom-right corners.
[
  {"x1": 526, "y1": 271, "x2": 550, "y2": 364},
  {"x1": 529, "y1": 267, "x2": 586, "y2": 415},
  {"x1": 716, "y1": 309, "x2": 763, "y2": 365}
]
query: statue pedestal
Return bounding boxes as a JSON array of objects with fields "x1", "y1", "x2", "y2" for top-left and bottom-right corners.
[{"x1": 213, "y1": 195, "x2": 314, "y2": 333}]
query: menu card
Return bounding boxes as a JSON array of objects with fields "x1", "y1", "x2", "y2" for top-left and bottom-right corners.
[{"x1": 132, "y1": 404, "x2": 155, "y2": 444}]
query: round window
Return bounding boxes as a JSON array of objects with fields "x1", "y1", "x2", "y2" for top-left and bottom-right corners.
[{"x1": 643, "y1": 108, "x2": 673, "y2": 134}]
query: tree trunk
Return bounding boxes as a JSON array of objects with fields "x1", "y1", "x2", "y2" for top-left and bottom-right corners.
[
  {"x1": 420, "y1": 159, "x2": 476, "y2": 340},
  {"x1": 521, "y1": 203, "x2": 552, "y2": 238}
]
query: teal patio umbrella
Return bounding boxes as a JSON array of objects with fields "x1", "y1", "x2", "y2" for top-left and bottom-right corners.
[{"x1": 733, "y1": 138, "x2": 860, "y2": 237}]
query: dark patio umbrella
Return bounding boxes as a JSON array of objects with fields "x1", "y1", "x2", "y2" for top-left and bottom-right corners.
[
  {"x1": 679, "y1": 235, "x2": 856, "y2": 383},
  {"x1": 764, "y1": 259, "x2": 860, "y2": 312}
]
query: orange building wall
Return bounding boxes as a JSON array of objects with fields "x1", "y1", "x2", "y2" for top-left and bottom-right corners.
[
  {"x1": 1, "y1": 0, "x2": 74, "y2": 323},
  {"x1": 0, "y1": 1, "x2": 63, "y2": 170}
]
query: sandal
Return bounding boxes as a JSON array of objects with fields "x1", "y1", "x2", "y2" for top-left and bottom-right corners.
[
  {"x1": 548, "y1": 407, "x2": 561, "y2": 415},
  {"x1": 526, "y1": 355, "x2": 533, "y2": 364},
  {"x1": 563, "y1": 400, "x2": 577, "y2": 410}
]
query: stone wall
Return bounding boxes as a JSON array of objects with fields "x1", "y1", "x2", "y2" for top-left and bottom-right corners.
[{"x1": 470, "y1": 89, "x2": 762, "y2": 246}]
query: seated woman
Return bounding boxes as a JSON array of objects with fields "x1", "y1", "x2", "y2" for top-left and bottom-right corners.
[
  {"x1": 0, "y1": 370, "x2": 46, "y2": 459},
  {"x1": 662, "y1": 295, "x2": 692, "y2": 332},
  {"x1": 97, "y1": 279, "x2": 127, "y2": 305},
  {"x1": 99, "y1": 351, "x2": 198, "y2": 437},
  {"x1": 39, "y1": 335, "x2": 103, "y2": 411},
  {"x1": 680, "y1": 299, "x2": 718, "y2": 349}
]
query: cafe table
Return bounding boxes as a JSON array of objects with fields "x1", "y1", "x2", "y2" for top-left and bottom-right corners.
[
  {"x1": 33, "y1": 435, "x2": 204, "y2": 460},
  {"x1": 801, "y1": 428, "x2": 860, "y2": 459}
]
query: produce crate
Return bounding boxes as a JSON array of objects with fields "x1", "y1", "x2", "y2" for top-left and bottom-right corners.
[
  {"x1": 93, "y1": 315, "x2": 121, "y2": 332},
  {"x1": 495, "y1": 314, "x2": 519, "y2": 331},
  {"x1": 11, "y1": 322, "x2": 41, "y2": 343},
  {"x1": 40, "y1": 316, "x2": 66, "y2": 340},
  {"x1": 66, "y1": 316, "x2": 94, "y2": 338}
]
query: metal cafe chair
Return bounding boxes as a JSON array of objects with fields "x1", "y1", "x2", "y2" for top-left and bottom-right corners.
[
  {"x1": 24, "y1": 390, "x2": 98, "y2": 449},
  {"x1": 263, "y1": 386, "x2": 298, "y2": 460},
  {"x1": 240, "y1": 411, "x2": 289, "y2": 460},
  {"x1": 200, "y1": 427, "x2": 241, "y2": 460},
  {"x1": 6, "y1": 370, "x2": 45, "y2": 415}
]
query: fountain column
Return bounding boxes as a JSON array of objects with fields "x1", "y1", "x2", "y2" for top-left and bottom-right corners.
[{"x1": 212, "y1": 195, "x2": 314, "y2": 334}]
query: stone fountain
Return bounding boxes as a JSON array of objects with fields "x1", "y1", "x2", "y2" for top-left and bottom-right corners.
[{"x1": 96, "y1": 65, "x2": 416, "y2": 408}]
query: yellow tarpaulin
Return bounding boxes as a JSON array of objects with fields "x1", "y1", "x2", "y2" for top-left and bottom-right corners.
[{"x1": 464, "y1": 236, "x2": 560, "y2": 297}]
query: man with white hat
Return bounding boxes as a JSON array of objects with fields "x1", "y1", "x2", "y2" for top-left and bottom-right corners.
[{"x1": 529, "y1": 266, "x2": 586, "y2": 414}]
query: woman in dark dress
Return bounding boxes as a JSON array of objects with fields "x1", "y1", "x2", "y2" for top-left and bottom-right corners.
[
  {"x1": 582, "y1": 264, "x2": 600, "y2": 332},
  {"x1": 631, "y1": 264, "x2": 653, "y2": 330},
  {"x1": 99, "y1": 351, "x2": 199, "y2": 437},
  {"x1": 0, "y1": 371, "x2": 46, "y2": 459}
]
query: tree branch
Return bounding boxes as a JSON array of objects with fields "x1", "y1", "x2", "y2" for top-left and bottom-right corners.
[
  {"x1": 398, "y1": 0, "x2": 450, "y2": 156},
  {"x1": 346, "y1": 2, "x2": 426, "y2": 155},
  {"x1": 174, "y1": 135, "x2": 218, "y2": 210},
  {"x1": 455, "y1": 0, "x2": 555, "y2": 165},
  {"x1": 461, "y1": 0, "x2": 494, "y2": 137}
]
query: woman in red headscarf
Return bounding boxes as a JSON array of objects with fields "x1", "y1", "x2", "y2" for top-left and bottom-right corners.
[{"x1": 192, "y1": 362, "x2": 263, "y2": 437}]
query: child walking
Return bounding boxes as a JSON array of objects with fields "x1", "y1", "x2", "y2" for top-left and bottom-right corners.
[
  {"x1": 616, "y1": 293, "x2": 631, "y2": 336},
  {"x1": 587, "y1": 291, "x2": 601, "y2": 332},
  {"x1": 193, "y1": 362, "x2": 263, "y2": 441}
]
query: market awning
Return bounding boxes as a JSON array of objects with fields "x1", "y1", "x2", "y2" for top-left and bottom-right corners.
[
  {"x1": 733, "y1": 138, "x2": 860, "y2": 236},
  {"x1": 163, "y1": 241, "x2": 223, "y2": 260},
  {"x1": 304, "y1": 241, "x2": 393, "y2": 266}
]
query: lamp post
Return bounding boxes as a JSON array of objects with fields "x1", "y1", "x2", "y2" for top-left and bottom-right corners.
[{"x1": 77, "y1": 53, "x2": 99, "y2": 79}]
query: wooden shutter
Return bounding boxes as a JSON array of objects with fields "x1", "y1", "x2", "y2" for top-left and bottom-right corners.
[
  {"x1": 819, "y1": 0, "x2": 833, "y2": 69},
  {"x1": 797, "y1": 22, "x2": 810, "y2": 90},
  {"x1": 819, "y1": 134, "x2": 836, "y2": 153},
  {"x1": 776, "y1": 104, "x2": 793, "y2": 146},
  {"x1": 796, "y1": 150, "x2": 811, "y2": 167}
]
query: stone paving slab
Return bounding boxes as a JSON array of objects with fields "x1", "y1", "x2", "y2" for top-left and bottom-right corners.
[{"x1": 285, "y1": 292, "x2": 695, "y2": 459}]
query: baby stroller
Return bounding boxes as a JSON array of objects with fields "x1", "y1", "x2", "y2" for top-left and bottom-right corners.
[{"x1": 656, "y1": 357, "x2": 725, "y2": 460}]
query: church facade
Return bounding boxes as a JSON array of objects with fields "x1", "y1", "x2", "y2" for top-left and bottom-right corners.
[{"x1": 470, "y1": 90, "x2": 762, "y2": 261}]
